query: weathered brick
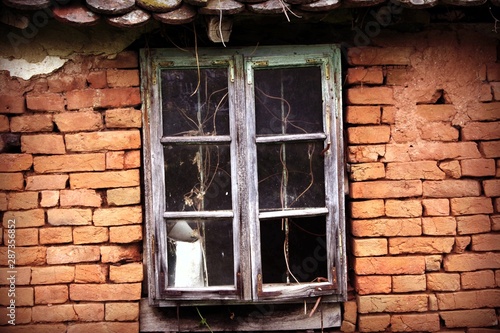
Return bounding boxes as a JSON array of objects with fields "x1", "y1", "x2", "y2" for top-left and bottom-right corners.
[
  {"x1": 0, "y1": 266, "x2": 31, "y2": 285},
  {"x1": 390, "y1": 313, "x2": 440, "y2": 332},
  {"x1": 355, "y1": 275, "x2": 391, "y2": 295},
  {"x1": 0, "y1": 323, "x2": 67, "y2": 333},
  {"x1": 385, "y1": 68, "x2": 409, "y2": 86},
  {"x1": 355, "y1": 256, "x2": 425, "y2": 275},
  {"x1": 0, "y1": 246, "x2": 45, "y2": 266},
  {"x1": 48, "y1": 75, "x2": 86, "y2": 93},
  {"x1": 469, "y1": 102, "x2": 500, "y2": 121},
  {"x1": 352, "y1": 238, "x2": 387, "y2": 257},
  {"x1": 358, "y1": 314, "x2": 390, "y2": 332},
  {"x1": 347, "y1": 87, "x2": 394, "y2": 105},
  {"x1": 423, "y1": 179, "x2": 481, "y2": 198},
  {"x1": 451, "y1": 197, "x2": 493, "y2": 215},
  {"x1": 348, "y1": 145, "x2": 386, "y2": 163},
  {"x1": 342, "y1": 300, "x2": 357, "y2": 325},
  {"x1": 440, "y1": 309, "x2": 498, "y2": 328},
  {"x1": 109, "y1": 263, "x2": 143, "y2": 283},
  {"x1": 100, "y1": 244, "x2": 141, "y2": 263},
  {"x1": 2, "y1": 209, "x2": 45, "y2": 228},
  {"x1": 87, "y1": 70, "x2": 107, "y2": 88},
  {"x1": 26, "y1": 174, "x2": 68, "y2": 190},
  {"x1": 350, "y1": 162, "x2": 385, "y2": 181},
  {"x1": 0, "y1": 192, "x2": 6, "y2": 211},
  {"x1": 10, "y1": 114, "x2": 53, "y2": 132},
  {"x1": 21, "y1": 134, "x2": 65, "y2": 154},
  {"x1": 479, "y1": 83, "x2": 493, "y2": 102},
  {"x1": 392, "y1": 274, "x2": 426, "y2": 293},
  {"x1": 386, "y1": 161, "x2": 445, "y2": 180},
  {"x1": 53, "y1": 111, "x2": 103, "y2": 132},
  {"x1": 460, "y1": 158, "x2": 496, "y2": 177},
  {"x1": 479, "y1": 140, "x2": 500, "y2": 158},
  {"x1": 66, "y1": 88, "x2": 141, "y2": 110},
  {"x1": 425, "y1": 255, "x2": 443, "y2": 272},
  {"x1": 46, "y1": 245, "x2": 100, "y2": 264},
  {"x1": 34, "y1": 285, "x2": 68, "y2": 304},
  {"x1": 453, "y1": 236, "x2": 471, "y2": 254},
  {"x1": 462, "y1": 122, "x2": 500, "y2": 140},
  {"x1": 26, "y1": 93, "x2": 66, "y2": 112},
  {"x1": 93, "y1": 206, "x2": 142, "y2": 226},
  {"x1": 39, "y1": 226, "x2": 73, "y2": 244},
  {"x1": 0, "y1": 153, "x2": 33, "y2": 172},
  {"x1": 59, "y1": 189, "x2": 102, "y2": 207},
  {"x1": 0, "y1": 172, "x2": 24, "y2": 190},
  {"x1": 420, "y1": 122, "x2": 459, "y2": 141},
  {"x1": 65, "y1": 130, "x2": 141, "y2": 152},
  {"x1": 346, "y1": 106, "x2": 380, "y2": 124},
  {"x1": 471, "y1": 233, "x2": 500, "y2": 251},
  {"x1": 67, "y1": 322, "x2": 140, "y2": 333},
  {"x1": 4, "y1": 227, "x2": 38, "y2": 246},
  {"x1": 444, "y1": 253, "x2": 500, "y2": 272},
  {"x1": 352, "y1": 218, "x2": 421, "y2": 237},
  {"x1": 75, "y1": 264, "x2": 108, "y2": 283},
  {"x1": 427, "y1": 272, "x2": 460, "y2": 291},
  {"x1": 73, "y1": 303, "x2": 106, "y2": 322},
  {"x1": 486, "y1": 62, "x2": 500, "y2": 81},
  {"x1": 70, "y1": 283, "x2": 141, "y2": 301},
  {"x1": 106, "y1": 151, "x2": 125, "y2": 169},
  {"x1": 0, "y1": 114, "x2": 8, "y2": 131},
  {"x1": 40, "y1": 190, "x2": 59, "y2": 207},
  {"x1": 381, "y1": 106, "x2": 396, "y2": 124},
  {"x1": 69, "y1": 169, "x2": 139, "y2": 189},
  {"x1": 384, "y1": 142, "x2": 481, "y2": 162},
  {"x1": 0, "y1": 287, "x2": 33, "y2": 306},
  {"x1": 483, "y1": 179, "x2": 500, "y2": 197},
  {"x1": 389, "y1": 237, "x2": 455, "y2": 254},
  {"x1": 492, "y1": 215, "x2": 500, "y2": 231},
  {"x1": 350, "y1": 180, "x2": 422, "y2": 199},
  {"x1": 31, "y1": 266, "x2": 75, "y2": 284},
  {"x1": 348, "y1": 125, "x2": 391, "y2": 144},
  {"x1": 358, "y1": 294, "x2": 428, "y2": 313},
  {"x1": 456, "y1": 215, "x2": 491, "y2": 234},
  {"x1": 32, "y1": 304, "x2": 77, "y2": 322},
  {"x1": 109, "y1": 225, "x2": 142, "y2": 243},
  {"x1": 7, "y1": 191, "x2": 38, "y2": 210},
  {"x1": 0, "y1": 306, "x2": 31, "y2": 324},
  {"x1": 0, "y1": 95, "x2": 26, "y2": 114},
  {"x1": 34, "y1": 153, "x2": 106, "y2": 174},
  {"x1": 437, "y1": 289, "x2": 500, "y2": 310},
  {"x1": 347, "y1": 67, "x2": 384, "y2": 85},
  {"x1": 124, "y1": 150, "x2": 140, "y2": 169},
  {"x1": 385, "y1": 199, "x2": 422, "y2": 217},
  {"x1": 97, "y1": 51, "x2": 138, "y2": 69},
  {"x1": 422, "y1": 217, "x2": 456, "y2": 235},
  {"x1": 106, "y1": 69, "x2": 140, "y2": 87},
  {"x1": 105, "y1": 302, "x2": 139, "y2": 321},
  {"x1": 416, "y1": 104, "x2": 456, "y2": 122},
  {"x1": 350, "y1": 199, "x2": 385, "y2": 218},
  {"x1": 47, "y1": 208, "x2": 92, "y2": 226},
  {"x1": 348, "y1": 47, "x2": 412, "y2": 66},
  {"x1": 439, "y1": 160, "x2": 462, "y2": 178},
  {"x1": 65, "y1": 89, "x2": 96, "y2": 110},
  {"x1": 107, "y1": 186, "x2": 141, "y2": 206},
  {"x1": 73, "y1": 226, "x2": 109, "y2": 244},
  {"x1": 461, "y1": 270, "x2": 496, "y2": 290}
]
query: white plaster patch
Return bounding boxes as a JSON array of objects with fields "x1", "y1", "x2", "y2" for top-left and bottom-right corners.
[{"x1": 0, "y1": 55, "x2": 67, "y2": 80}]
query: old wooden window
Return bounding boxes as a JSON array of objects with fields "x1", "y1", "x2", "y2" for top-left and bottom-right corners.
[{"x1": 141, "y1": 45, "x2": 346, "y2": 308}]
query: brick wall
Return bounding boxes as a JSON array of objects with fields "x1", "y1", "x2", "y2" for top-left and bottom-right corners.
[
  {"x1": 0, "y1": 51, "x2": 143, "y2": 333},
  {"x1": 342, "y1": 30, "x2": 500, "y2": 332}
]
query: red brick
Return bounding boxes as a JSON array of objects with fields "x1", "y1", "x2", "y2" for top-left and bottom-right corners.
[
  {"x1": 100, "y1": 244, "x2": 141, "y2": 263},
  {"x1": 109, "y1": 262, "x2": 143, "y2": 283},
  {"x1": 352, "y1": 218, "x2": 421, "y2": 237},
  {"x1": 7, "y1": 191, "x2": 38, "y2": 210},
  {"x1": 4, "y1": 227, "x2": 38, "y2": 246},
  {"x1": 99, "y1": 88, "x2": 142, "y2": 108},
  {"x1": 350, "y1": 200, "x2": 385, "y2": 219},
  {"x1": 492, "y1": 215, "x2": 500, "y2": 231},
  {"x1": 2, "y1": 209, "x2": 45, "y2": 228},
  {"x1": 462, "y1": 122, "x2": 500, "y2": 141},
  {"x1": 93, "y1": 206, "x2": 142, "y2": 226},
  {"x1": 74, "y1": 303, "x2": 105, "y2": 322},
  {"x1": 358, "y1": 314, "x2": 390, "y2": 332},
  {"x1": 436, "y1": 161, "x2": 460, "y2": 178},
  {"x1": 69, "y1": 169, "x2": 139, "y2": 189},
  {"x1": 67, "y1": 322, "x2": 139, "y2": 333},
  {"x1": 479, "y1": 140, "x2": 500, "y2": 158},
  {"x1": 40, "y1": 190, "x2": 59, "y2": 207},
  {"x1": 26, "y1": 93, "x2": 66, "y2": 112},
  {"x1": 348, "y1": 145, "x2": 386, "y2": 163},
  {"x1": 0, "y1": 287, "x2": 33, "y2": 306},
  {"x1": 0, "y1": 153, "x2": 33, "y2": 172},
  {"x1": 350, "y1": 180, "x2": 422, "y2": 199},
  {"x1": 415, "y1": 105, "x2": 456, "y2": 122},
  {"x1": 47, "y1": 75, "x2": 86, "y2": 93},
  {"x1": 437, "y1": 289, "x2": 500, "y2": 310},
  {"x1": 105, "y1": 302, "x2": 139, "y2": 321},
  {"x1": 109, "y1": 225, "x2": 142, "y2": 243},
  {"x1": 59, "y1": 189, "x2": 102, "y2": 207},
  {"x1": 347, "y1": 87, "x2": 394, "y2": 105},
  {"x1": 350, "y1": 162, "x2": 385, "y2": 181},
  {"x1": 451, "y1": 197, "x2": 493, "y2": 215},
  {"x1": 392, "y1": 274, "x2": 426, "y2": 293},
  {"x1": 348, "y1": 47, "x2": 412, "y2": 66},
  {"x1": 347, "y1": 67, "x2": 384, "y2": 85},
  {"x1": 472, "y1": 234, "x2": 500, "y2": 251},
  {"x1": 461, "y1": 158, "x2": 496, "y2": 177},
  {"x1": 385, "y1": 68, "x2": 409, "y2": 86},
  {"x1": 0, "y1": 266, "x2": 31, "y2": 285},
  {"x1": 352, "y1": 238, "x2": 387, "y2": 257},
  {"x1": 357, "y1": 294, "x2": 428, "y2": 313},
  {"x1": 39, "y1": 226, "x2": 73, "y2": 244},
  {"x1": 492, "y1": 82, "x2": 500, "y2": 100},
  {"x1": 390, "y1": 313, "x2": 440, "y2": 332},
  {"x1": 107, "y1": 69, "x2": 140, "y2": 87},
  {"x1": 453, "y1": 236, "x2": 471, "y2": 254},
  {"x1": 386, "y1": 161, "x2": 445, "y2": 180},
  {"x1": 34, "y1": 153, "x2": 105, "y2": 173},
  {"x1": 53, "y1": 111, "x2": 103, "y2": 132},
  {"x1": 32, "y1": 304, "x2": 77, "y2": 322},
  {"x1": 35, "y1": 285, "x2": 68, "y2": 304},
  {"x1": 0, "y1": 306, "x2": 31, "y2": 324},
  {"x1": 26, "y1": 174, "x2": 68, "y2": 190},
  {"x1": 107, "y1": 186, "x2": 141, "y2": 206},
  {"x1": 420, "y1": 122, "x2": 459, "y2": 141},
  {"x1": 427, "y1": 272, "x2": 460, "y2": 291},
  {"x1": 65, "y1": 89, "x2": 96, "y2": 110},
  {"x1": 0, "y1": 246, "x2": 45, "y2": 266},
  {"x1": 389, "y1": 237, "x2": 455, "y2": 254},
  {"x1": 10, "y1": 114, "x2": 53, "y2": 132},
  {"x1": 0, "y1": 192, "x2": 6, "y2": 210},
  {"x1": 0, "y1": 95, "x2": 26, "y2": 114},
  {"x1": 422, "y1": 199, "x2": 450, "y2": 216},
  {"x1": 384, "y1": 142, "x2": 481, "y2": 162},
  {"x1": 346, "y1": 106, "x2": 380, "y2": 124},
  {"x1": 46, "y1": 245, "x2": 100, "y2": 264},
  {"x1": 87, "y1": 70, "x2": 107, "y2": 88},
  {"x1": 106, "y1": 151, "x2": 125, "y2": 169},
  {"x1": 381, "y1": 106, "x2": 396, "y2": 124},
  {"x1": 423, "y1": 179, "x2": 481, "y2": 198},
  {"x1": 355, "y1": 256, "x2": 425, "y2": 275},
  {"x1": 21, "y1": 134, "x2": 65, "y2": 154},
  {"x1": 342, "y1": 300, "x2": 357, "y2": 325},
  {"x1": 469, "y1": 103, "x2": 500, "y2": 121},
  {"x1": 75, "y1": 264, "x2": 108, "y2": 283},
  {"x1": 422, "y1": 217, "x2": 456, "y2": 235},
  {"x1": 444, "y1": 253, "x2": 500, "y2": 272},
  {"x1": 440, "y1": 309, "x2": 498, "y2": 328},
  {"x1": 0, "y1": 114, "x2": 8, "y2": 131},
  {"x1": 425, "y1": 255, "x2": 443, "y2": 272},
  {"x1": 65, "y1": 130, "x2": 141, "y2": 152},
  {"x1": 486, "y1": 62, "x2": 500, "y2": 81},
  {"x1": 31, "y1": 266, "x2": 75, "y2": 284},
  {"x1": 356, "y1": 275, "x2": 391, "y2": 295},
  {"x1": 385, "y1": 199, "x2": 422, "y2": 217},
  {"x1": 479, "y1": 83, "x2": 493, "y2": 102},
  {"x1": 461, "y1": 270, "x2": 496, "y2": 290},
  {"x1": 96, "y1": 51, "x2": 138, "y2": 69},
  {"x1": 0, "y1": 172, "x2": 24, "y2": 190},
  {"x1": 70, "y1": 283, "x2": 141, "y2": 301},
  {"x1": 124, "y1": 150, "x2": 141, "y2": 168},
  {"x1": 73, "y1": 226, "x2": 109, "y2": 244},
  {"x1": 47, "y1": 208, "x2": 92, "y2": 226},
  {"x1": 483, "y1": 179, "x2": 500, "y2": 197}
]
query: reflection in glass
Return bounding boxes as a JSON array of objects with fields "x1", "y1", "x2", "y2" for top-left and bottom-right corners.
[
  {"x1": 164, "y1": 145, "x2": 232, "y2": 211},
  {"x1": 254, "y1": 67, "x2": 323, "y2": 135},
  {"x1": 161, "y1": 68, "x2": 229, "y2": 136},
  {"x1": 167, "y1": 219, "x2": 234, "y2": 287},
  {"x1": 257, "y1": 142, "x2": 325, "y2": 210}
]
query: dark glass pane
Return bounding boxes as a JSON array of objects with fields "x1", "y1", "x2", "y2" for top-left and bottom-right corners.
[
  {"x1": 161, "y1": 68, "x2": 229, "y2": 136},
  {"x1": 254, "y1": 67, "x2": 323, "y2": 135},
  {"x1": 167, "y1": 219, "x2": 234, "y2": 287},
  {"x1": 164, "y1": 145, "x2": 232, "y2": 211},
  {"x1": 260, "y1": 217, "x2": 327, "y2": 284},
  {"x1": 257, "y1": 142, "x2": 325, "y2": 210}
]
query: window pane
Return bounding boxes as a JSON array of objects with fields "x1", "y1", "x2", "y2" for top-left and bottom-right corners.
[
  {"x1": 254, "y1": 67, "x2": 323, "y2": 136},
  {"x1": 260, "y1": 217, "x2": 327, "y2": 284},
  {"x1": 164, "y1": 145, "x2": 232, "y2": 211},
  {"x1": 161, "y1": 68, "x2": 229, "y2": 136},
  {"x1": 167, "y1": 219, "x2": 234, "y2": 287},
  {"x1": 257, "y1": 142, "x2": 325, "y2": 210}
]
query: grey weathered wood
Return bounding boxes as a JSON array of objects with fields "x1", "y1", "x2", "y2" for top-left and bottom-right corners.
[
  {"x1": 107, "y1": 8, "x2": 151, "y2": 28},
  {"x1": 161, "y1": 135, "x2": 231, "y2": 144},
  {"x1": 164, "y1": 210, "x2": 234, "y2": 219},
  {"x1": 259, "y1": 207, "x2": 328, "y2": 219},
  {"x1": 256, "y1": 132, "x2": 326, "y2": 143}
]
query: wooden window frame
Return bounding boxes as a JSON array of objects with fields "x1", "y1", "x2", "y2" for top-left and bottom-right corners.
[{"x1": 140, "y1": 45, "x2": 346, "y2": 308}]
